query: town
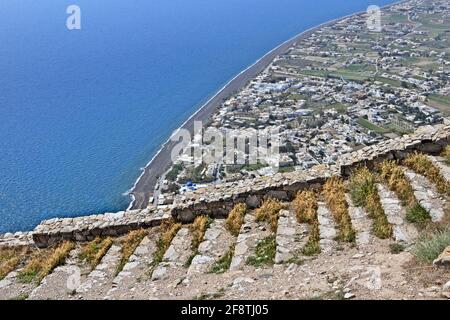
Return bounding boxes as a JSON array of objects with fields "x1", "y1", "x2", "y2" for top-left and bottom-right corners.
[{"x1": 154, "y1": 0, "x2": 449, "y2": 207}]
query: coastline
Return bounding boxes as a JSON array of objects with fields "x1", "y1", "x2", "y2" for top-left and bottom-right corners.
[{"x1": 129, "y1": 0, "x2": 405, "y2": 210}]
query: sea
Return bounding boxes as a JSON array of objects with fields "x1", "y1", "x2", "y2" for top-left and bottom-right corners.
[{"x1": 0, "y1": 0, "x2": 397, "y2": 233}]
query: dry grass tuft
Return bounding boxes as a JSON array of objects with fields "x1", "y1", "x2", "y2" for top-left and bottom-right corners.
[
  {"x1": 18, "y1": 241, "x2": 75, "y2": 284},
  {"x1": 378, "y1": 160, "x2": 431, "y2": 227},
  {"x1": 246, "y1": 235, "x2": 276, "y2": 267},
  {"x1": 116, "y1": 229, "x2": 148, "y2": 275},
  {"x1": 302, "y1": 220, "x2": 321, "y2": 256},
  {"x1": 323, "y1": 177, "x2": 356, "y2": 243},
  {"x1": 152, "y1": 219, "x2": 182, "y2": 266},
  {"x1": 226, "y1": 203, "x2": 247, "y2": 236},
  {"x1": 191, "y1": 215, "x2": 212, "y2": 251},
  {"x1": 442, "y1": 146, "x2": 450, "y2": 165},
  {"x1": 404, "y1": 152, "x2": 450, "y2": 196},
  {"x1": 79, "y1": 237, "x2": 114, "y2": 270},
  {"x1": 0, "y1": 247, "x2": 29, "y2": 280},
  {"x1": 291, "y1": 190, "x2": 321, "y2": 255},
  {"x1": 349, "y1": 167, "x2": 392, "y2": 239},
  {"x1": 255, "y1": 198, "x2": 284, "y2": 232},
  {"x1": 379, "y1": 160, "x2": 416, "y2": 206},
  {"x1": 293, "y1": 190, "x2": 318, "y2": 223},
  {"x1": 210, "y1": 245, "x2": 235, "y2": 274},
  {"x1": 186, "y1": 215, "x2": 212, "y2": 267}
]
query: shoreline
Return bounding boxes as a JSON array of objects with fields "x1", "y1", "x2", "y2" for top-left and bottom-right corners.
[{"x1": 129, "y1": 0, "x2": 405, "y2": 210}]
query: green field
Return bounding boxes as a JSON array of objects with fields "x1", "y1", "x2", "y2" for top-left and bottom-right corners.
[
  {"x1": 357, "y1": 118, "x2": 391, "y2": 134},
  {"x1": 331, "y1": 69, "x2": 371, "y2": 82},
  {"x1": 384, "y1": 13, "x2": 409, "y2": 23},
  {"x1": 385, "y1": 123, "x2": 413, "y2": 135},
  {"x1": 299, "y1": 69, "x2": 329, "y2": 78},
  {"x1": 374, "y1": 76, "x2": 409, "y2": 88},
  {"x1": 428, "y1": 94, "x2": 450, "y2": 107},
  {"x1": 428, "y1": 94, "x2": 450, "y2": 115},
  {"x1": 418, "y1": 19, "x2": 449, "y2": 31},
  {"x1": 300, "y1": 68, "x2": 370, "y2": 82}
]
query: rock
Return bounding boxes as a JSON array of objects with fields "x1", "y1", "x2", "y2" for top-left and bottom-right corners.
[
  {"x1": 123, "y1": 261, "x2": 139, "y2": 272},
  {"x1": 232, "y1": 277, "x2": 255, "y2": 287},
  {"x1": 151, "y1": 266, "x2": 167, "y2": 281},
  {"x1": 171, "y1": 278, "x2": 183, "y2": 289},
  {"x1": 191, "y1": 255, "x2": 213, "y2": 265},
  {"x1": 285, "y1": 263, "x2": 297, "y2": 274},
  {"x1": 344, "y1": 292, "x2": 355, "y2": 299},
  {"x1": 0, "y1": 279, "x2": 11, "y2": 289},
  {"x1": 246, "y1": 195, "x2": 261, "y2": 208},
  {"x1": 442, "y1": 280, "x2": 450, "y2": 299},
  {"x1": 443, "y1": 280, "x2": 450, "y2": 291},
  {"x1": 164, "y1": 246, "x2": 178, "y2": 261},
  {"x1": 433, "y1": 246, "x2": 450, "y2": 268}
]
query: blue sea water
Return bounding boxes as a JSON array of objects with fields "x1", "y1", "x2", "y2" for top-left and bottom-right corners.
[{"x1": 0, "y1": 0, "x2": 397, "y2": 233}]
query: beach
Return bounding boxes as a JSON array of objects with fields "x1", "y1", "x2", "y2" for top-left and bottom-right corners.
[{"x1": 128, "y1": 2, "x2": 404, "y2": 210}]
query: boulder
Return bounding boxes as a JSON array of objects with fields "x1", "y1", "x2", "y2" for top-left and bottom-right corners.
[{"x1": 433, "y1": 246, "x2": 450, "y2": 268}]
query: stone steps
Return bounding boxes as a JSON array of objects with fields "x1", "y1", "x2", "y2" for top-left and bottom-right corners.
[
  {"x1": 187, "y1": 219, "x2": 234, "y2": 275},
  {"x1": 275, "y1": 209, "x2": 308, "y2": 264},
  {"x1": 317, "y1": 202, "x2": 338, "y2": 252},
  {"x1": 427, "y1": 155, "x2": 450, "y2": 183},
  {"x1": 105, "y1": 228, "x2": 160, "y2": 300},
  {"x1": 377, "y1": 183, "x2": 418, "y2": 244},
  {"x1": 75, "y1": 244, "x2": 122, "y2": 300},
  {"x1": 346, "y1": 194, "x2": 373, "y2": 246},
  {"x1": 2, "y1": 157, "x2": 450, "y2": 300},
  {"x1": 147, "y1": 226, "x2": 193, "y2": 299},
  {"x1": 403, "y1": 167, "x2": 445, "y2": 222},
  {"x1": 0, "y1": 266, "x2": 36, "y2": 300},
  {"x1": 28, "y1": 246, "x2": 88, "y2": 300},
  {"x1": 230, "y1": 211, "x2": 272, "y2": 271}
]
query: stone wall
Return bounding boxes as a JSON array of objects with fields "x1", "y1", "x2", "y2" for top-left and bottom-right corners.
[
  {"x1": 171, "y1": 124, "x2": 450, "y2": 221},
  {"x1": 1, "y1": 124, "x2": 449, "y2": 248},
  {"x1": 31, "y1": 208, "x2": 171, "y2": 248},
  {"x1": 171, "y1": 166, "x2": 337, "y2": 222},
  {"x1": 337, "y1": 125, "x2": 450, "y2": 176}
]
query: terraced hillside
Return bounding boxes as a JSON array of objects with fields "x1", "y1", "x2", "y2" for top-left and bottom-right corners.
[{"x1": 1, "y1": 151, "x2": 449, "y2": 300}]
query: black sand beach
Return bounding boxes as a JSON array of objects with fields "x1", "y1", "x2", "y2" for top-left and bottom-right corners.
[{"x1": 129, "y1": 1, "x2": 402, "y2": 209}]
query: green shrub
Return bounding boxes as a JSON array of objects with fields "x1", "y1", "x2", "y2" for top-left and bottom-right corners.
[
  {"x1": 246, "y1": 235, "x2": 276, "y2": 267},
  {"x1": 389, "y1": 243, "x2": 405, "y2": 254},
  {"x1": 413, "y1": 228, "x2": 450, "y2": 263},
  {"x1": 255, "y1": 199, "x2": 284, "y2": 233},
  {"x1": 406, "y1": 203, "x2": 431, "y2": 227},
  {"x1": 210, "y1": 245, "x2": 234, "y2": 274},
  {"x1": 349, "y1": 167, "x2": 392, "y2": 239}
]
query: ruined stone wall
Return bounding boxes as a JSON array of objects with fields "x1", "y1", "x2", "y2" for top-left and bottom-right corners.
[{"x1": 1, "y1": 124, "x2": 449, "y2": 248}]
